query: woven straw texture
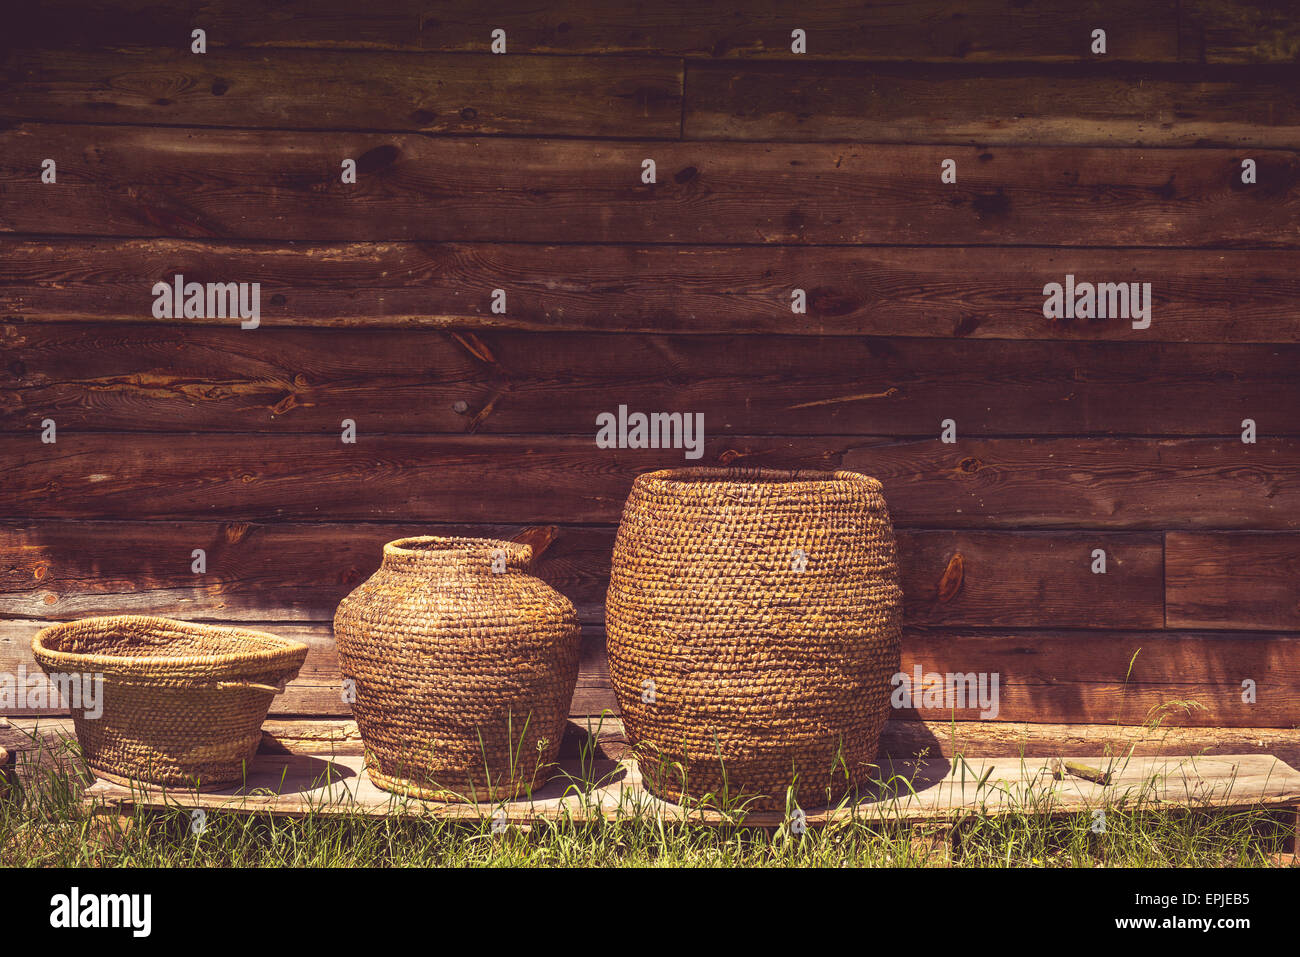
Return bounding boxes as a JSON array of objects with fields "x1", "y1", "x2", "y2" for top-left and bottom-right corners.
[
  {"x1": 334, "y1": 536, "x2": 581, "y2": 802},
  {"x1": 31, "y1": 616, "x2": 307, "y2": 790},
  {"x1": 606, "y1": 468, "x2": 903, "y2": 809}
]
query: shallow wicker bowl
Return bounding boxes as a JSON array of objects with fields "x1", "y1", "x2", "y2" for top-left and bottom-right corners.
[{"x1": 31, "y1": 616, "x2": 308, "y2": 790}]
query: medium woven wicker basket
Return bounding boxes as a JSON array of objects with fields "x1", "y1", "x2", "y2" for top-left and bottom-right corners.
[
  {"x1": 606, "y1": 467, "x2": 903, "y2": 810},
  {"x1": 333, "y1": 536, "x2": 581, "y2": 802},
  {"x1": 30, "y1": 616, "x2": 308, "y2": 790}
]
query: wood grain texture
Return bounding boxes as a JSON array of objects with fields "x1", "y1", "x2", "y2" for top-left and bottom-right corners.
[
  {"x1": 6, "y1": 0, "x2": 1183, "y2": 61},
  {"x1": 238, "y1": 715, "x2": 1300, "y2": 768},
  {"x1": 3, "y1": 126, "x2": 1296, "y2": 246},
  {"x1": 6, "y1": 240, "x2": 1300, "y2": 341},
  {"x1": 0, "y1": 48, "x2": 684, "y2": 138},
  {"x1": 1, "y1": 435, "x2": 1296, "y2": 528},
  {"x1": 1166, "y1": 532, "x2": 1300, "y2": 630},
  {"x1": 0, "y1": 522, "x2": 1165, "y2": 629},
  {"x1": 5, "y1": 324, "x2": 1297, "y2": 435},
  {"x1": 0, "y1": 619, "x2": 614, "y2": 717},
  {"x1": 685, "y1": 62, "x2": 1300, "y2": 147},
  {"x1": 7, "y1": 621, "x2": 1293, "y2": 726},
  {"x1": 9, "y1": 715, "x2": 1300, "y2": 766},
  {"x1": 898, "y1": 531, "x2": 1163, "y2": 627},
  {"x1": 73, "y1": 752, "x2": 1300, "y2": 825},
  {"x1": 1180, "y1": 1, "x2": 1300, "y2": 63}
]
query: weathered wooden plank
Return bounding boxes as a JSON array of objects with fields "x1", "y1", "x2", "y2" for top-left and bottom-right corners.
[
  {"x1": 0, "y1": 48, "x2": 683, "y2": 138},
  {"x1": 897, "y1": 629, "x2": 1298, "y2": 726},
  {"x1": 877, "y1": 719, "x2": 1300, "y2": 768},
  {"x1": 1, "y1": 435, "x2": 1296, "y2": 528},
  {"x1": 1180, "y1": 1, "x2": 1300, "y2": 63},
  {"x1": 7, "y1": 619, "x2": 1297, "y2": 726},
  {"x1": 898, "y1": 531, "x2": 1163, "y2": 628},
  {"x1": 0, "y1": 522, "x2": 613, "y2": 624},
  {"x1": 7, "y1": 715, "x2": 1297, "y2": 767},
  {"x1": 0, "y1": 619, "x2": 614, "y2": 717},
  {"x1": 3, "y1": 126, "x2": 1296, "y2": 246},
  {"x1": 5, "y1": 325, "x2": 1297, "y2": 435},
  {"x1": 6, "y1": 1, "x2": 1182, "y2": 61},
  {"x1": 843, "y1": 438, "x2": 1300, "y2": 531},
  {"x1": 1166, "y1": 532, "x2": 1300, "y2": 630},
  {"x1": 75, "y1": 751, "x2": 1300, "y2": 824},
  {"x1": 5, "y1": 240, "x2": 1300, "y2": 341},
  {"x1": 685, "y1": 61, "x2": 1300, "y2": 146},
  {"x1": 0, "y1": 523, "x2": 1166, "y2": 629}
]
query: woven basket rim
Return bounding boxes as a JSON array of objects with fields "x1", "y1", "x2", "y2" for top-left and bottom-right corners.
[
  {"x1": 382, "y1": 535, "x2": 533, "y2": 566},
  {"x1": 635, "y1": 467, "x2": 883, "y2": 493},
  {"x1": 30, "y1": 615, "x2": 309, "y2": 675}
]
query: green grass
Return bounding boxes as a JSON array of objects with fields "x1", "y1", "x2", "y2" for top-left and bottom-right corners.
[{"x1": 1, "y1": 726, "x2": 1293, "y2": 868}]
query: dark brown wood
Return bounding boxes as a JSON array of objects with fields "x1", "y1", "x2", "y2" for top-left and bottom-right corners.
[
  {"x1": 0, "y1": 521, "x2": 615, "y2": 624},
  {"x1": 1166, "y1": 532, "x2": 1300, "y2": 630},
  {"x1": 899, "y1": 531, "x2": 1164, "y2": 628},
  {"x1": 843, "y1": 437, "x2": 1300, "y2": 531},
  {"x1": 0, "y1": 522, "x2": 1165, "y2": 629},
  {"x1": 0, "y1": 48, "x2": 683, "y2": 138},
  {"x1": 5, "y1": 324, "x2": 1298, "y2": 435},
  {"x1": 5, "y1": 240, "x2": 1300, "y2": 341},
  {"x1": 1180, "y1": 1, "x2": 1300, "y2": 63},
  {"x1": 6, "y1": 0, "x2": 1182, "y2": 61},
  {"x1": 895, "y1": 629, "x2": 1299, "y2": 726},
  {"x1": 2, "y1": 434, "x2": 1296, "y2": 528},
  {"x1": 3, "y1": 126, "x2": 1295, "y2": 246},
  {"x1": 685, "y1": 61, "x2": 1300, "y2": 147}
]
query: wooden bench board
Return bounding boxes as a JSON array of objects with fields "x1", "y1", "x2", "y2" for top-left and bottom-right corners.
[{"x1": 81, "y1": 752, "x2": 1300, "y2": 827}]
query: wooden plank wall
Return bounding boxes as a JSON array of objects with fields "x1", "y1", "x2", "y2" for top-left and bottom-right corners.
[{"x1": 1, "y1": 2, "x2": 1298, "y2": 748}]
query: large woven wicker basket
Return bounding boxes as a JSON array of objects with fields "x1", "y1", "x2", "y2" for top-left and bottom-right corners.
[
  {"x1": 606, "y1": 467, "x2": 903, "y2": 810},
  {"x1": 30, "y1": 616, "x2": 308, "y2": 790},
  {"x1": 333, "y1": 536, "x2": 581, "y2": 802}
]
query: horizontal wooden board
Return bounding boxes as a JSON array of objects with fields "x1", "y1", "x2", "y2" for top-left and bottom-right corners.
[
  {"x1": 7, "y1": 622, "x2": 1294, "y2": 726},
  {"x1": 0, "y1": 522, "x2": 614, "y2": 625},
  {"x1": 1166, "y1": 532, "x2": 1300, "y2": 630},
  {"x1": 0, "y1": 523, "x2": 1165, "y2": 630},
  {"x1": 897, "y1": 531, "x2": 1164, "y2": 628},
  {"x1": 6, "y1": 0, "x2": 1183, "y2": 61},
  {"x1": 3, "y1": 126, "x2": 1296, "y2": 246},
  {"x1": 897, "y1": 629, "x2": 1298, "y2": 726},
  {"x1": 0, "y1": 48, "x2": 683, "y2": 138},
  {"x1": 1, "y1": 435, "x2": 1296, "y2": 528},
  {"x1": 11, "y1": 716, "x2": 1300, "y2": 769},
  {"x1": 1180, "y1": 0, "x2": 1300, "y2": 64},
  {"x1": 685, "y1": 62, "x2": 1300, "y2": 147},
  {"x1": 75, "y1": 752, "x2": 1300, "y2": 826},
  {"x1": 0, "y1": 619, "x2": 613, "y2": 717},
  {"x1": 5, "y1": 240, "x2": 1300, "y2": 341},
  {"x1": 244, "y1": 716, "x2": 1300, "y2": 769},
  {"x1": 4, "y1": 325, "x2": 1297, "y2": 436}
]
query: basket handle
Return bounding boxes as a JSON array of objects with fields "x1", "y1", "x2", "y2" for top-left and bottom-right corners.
[{"x1": 214, "y1": 678, "x2": 289, "y2": 695}]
